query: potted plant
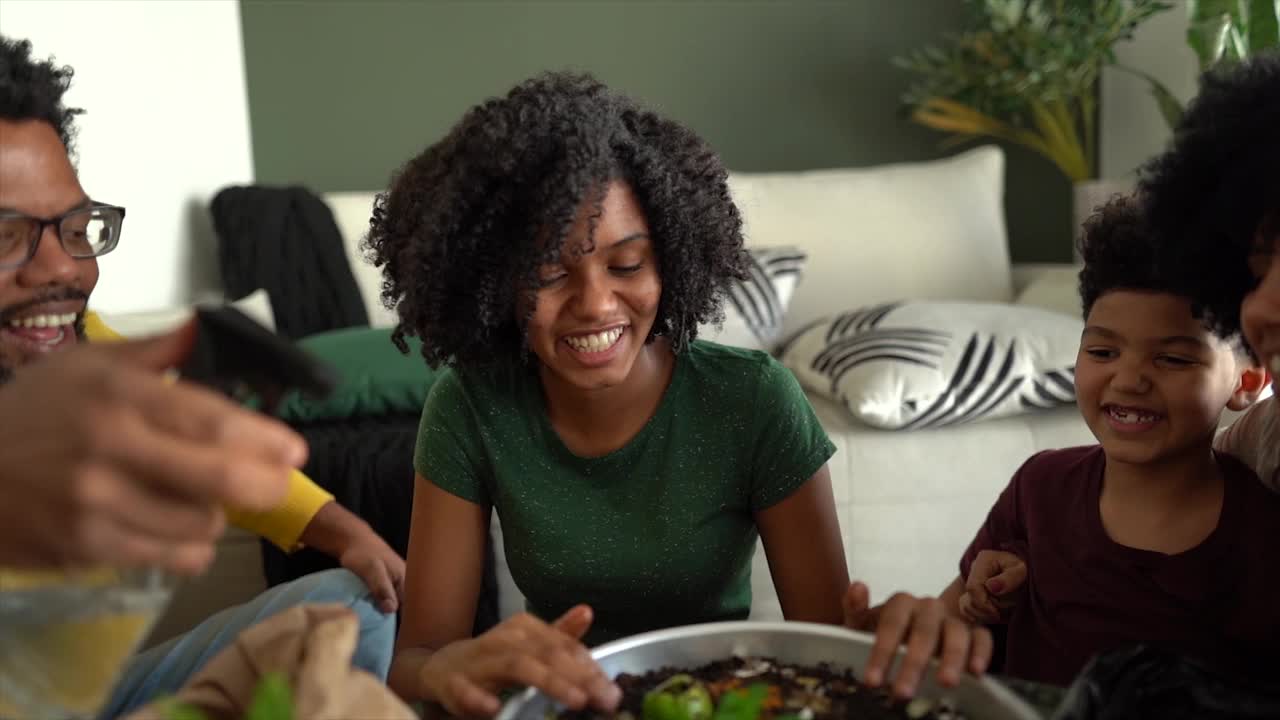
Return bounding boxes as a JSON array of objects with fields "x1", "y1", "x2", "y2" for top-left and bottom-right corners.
[
  {"x1": 1121, "y1": 0, "x2": 1280, "y2": 129},
  {"x1": 895, "y1": 0, "x2": 1172, "y2": 234}
]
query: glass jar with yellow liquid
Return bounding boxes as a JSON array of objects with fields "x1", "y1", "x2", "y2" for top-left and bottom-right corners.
[{"x1": 0, "y1": 566, "x2": 173, "y2": 720}]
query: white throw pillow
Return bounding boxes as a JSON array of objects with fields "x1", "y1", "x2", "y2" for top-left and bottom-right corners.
[
  {"x1": 700, "y1": 246, "x2": 806, "y2": 352},
  {"x1": 782, "y1": 301, "x2": 1082, "y2": 430},
  {"x1": 727, "y1": 146, "x2": 1013, "y2": 339}
]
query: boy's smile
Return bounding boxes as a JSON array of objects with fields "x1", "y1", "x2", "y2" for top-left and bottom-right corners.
[{"x1": 1075, "y1": 291, "x2": 1258, "y2": 467}]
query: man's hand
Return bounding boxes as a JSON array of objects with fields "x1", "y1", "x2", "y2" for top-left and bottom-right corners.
[
  {"x1": 843, "y1": 581, "x2": 992, "y2": 700},
  {"x1": 0, "y1": 322, "x2": 307, "y2": 574},
  {"x1": 959, "y1": 550, "x2": 1027, "y2": 624},
  {"x1": 301, "y1": 501, "x2": 406, "y2": 613}
]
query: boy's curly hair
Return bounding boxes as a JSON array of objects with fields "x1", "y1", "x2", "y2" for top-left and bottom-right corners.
[
  {"x1": 0, "y1": 36, "x2": 81, "y2": 153},
  {"x1": 364, "y1": 72, "x2": 748, "y2": 366},
  {"x1": 1138, "y1": 52, "x2": 1280, "y2": 341},
  {"x1": 1078, "y1": 195, "x2": 1164, "y2": 318},
  {"x1": 1078, "y1": 195, "x2": 1247, "y2": 352}
]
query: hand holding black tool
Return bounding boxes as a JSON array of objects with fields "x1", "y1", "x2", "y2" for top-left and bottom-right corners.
[{"x1": 179, "y1": 305, "x2": 338, "y2": 414}]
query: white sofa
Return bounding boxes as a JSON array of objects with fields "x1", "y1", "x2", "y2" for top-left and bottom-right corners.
[{"x1": 137, "y1": 146, "x2": 1096, "y2": 646}]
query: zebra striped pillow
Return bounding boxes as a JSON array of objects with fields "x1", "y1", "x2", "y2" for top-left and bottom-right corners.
[
  {"x1": 701, "y1": 246, "x2": 807, "y2": 352},
  {"x1": 781, "y1": 301, "x2": 1082, "y2": 429}
]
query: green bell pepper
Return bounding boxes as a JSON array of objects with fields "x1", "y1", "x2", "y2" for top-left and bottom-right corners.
[
  {"x1": 642, "y1": 674, "x2": 714, "y2": 720},
  {"x1": 710, "y1": 683, "x2": 769, "y2": 720}
]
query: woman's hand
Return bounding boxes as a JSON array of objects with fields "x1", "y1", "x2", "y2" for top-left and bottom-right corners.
[
  {"x1": 843, "y1": 581, "x2": 993, "y2": 699},
  {"x1": 420, "y1": 605, "x2": 622, "y2": 718}
]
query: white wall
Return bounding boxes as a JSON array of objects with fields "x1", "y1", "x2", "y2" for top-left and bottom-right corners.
[
  {"x1": 0, "y1": 0, "x2": 254, "y2": 313},
  {"x1": 1099, "y1": 5, "x2": 1199, "y2": 179}
]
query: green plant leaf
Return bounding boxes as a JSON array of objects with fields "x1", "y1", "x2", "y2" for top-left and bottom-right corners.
[
  {"x1": 1245, "y1": 0, "x2": 1280, "y2": 52},
  {"x1": 1187, "y1": 0, "x2": 1237, "y2": 68},
  {"x1": 893, "y1": 0, "x2": 1173, "y2": 181},
  {"x1": 1147, "y1": 76, "x2": 1186, "y2": 130},
  {"x1": 160, "y1": 697, "x2": 210, "y2": 720},
  {"x1": 246, "y1": 673, "x2": 295, "y2": 720},
  {"x1": 1114, "y1": 64, "x2": 1186, "y2": 130}
]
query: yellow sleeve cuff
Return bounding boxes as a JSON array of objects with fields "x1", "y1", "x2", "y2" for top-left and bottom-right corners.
[
  {"x1": 225, "y1": 469, "x2": 334, "y2": 552},
  {"x1": 83, "y1": 311, "x2": 125, "y2": 343}
]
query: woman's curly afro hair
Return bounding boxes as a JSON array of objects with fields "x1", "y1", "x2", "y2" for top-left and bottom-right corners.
[
  {"x1": 365, "y1": 71, "x2": 749, "y2": 367},
  {"x1": 0, "y1": 36, "x2": 81, "y2": 153},
  {"x1": 1138, "y1": 51, "x2": 1280, "y2": 341}
]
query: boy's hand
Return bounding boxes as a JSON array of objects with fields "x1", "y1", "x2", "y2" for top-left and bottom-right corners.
[
  {"x1": 959, "y1": 550, "x2": 1026, "y2": 624},
  {"x1": 338, "y1": 527, "x2": 406, "y2": 614},
  {"x1": 301, "y1": 501, "x2": 406, "y2": 613},
  {"x1": 843, "y1": 582, "x2": 992, "y2": 699}
]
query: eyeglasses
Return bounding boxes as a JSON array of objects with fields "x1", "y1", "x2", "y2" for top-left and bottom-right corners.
[{"x1": 0, "y1": 202, "x2": 125, "y2": 270}]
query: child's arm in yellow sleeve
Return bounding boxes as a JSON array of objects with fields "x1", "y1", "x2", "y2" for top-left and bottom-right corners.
[
  {"x1": 224, "y1": 469, "x2": 332, "y2": 551},
  {"x1": 227, "y1": 470, "x2": 406, "y2": 613}
]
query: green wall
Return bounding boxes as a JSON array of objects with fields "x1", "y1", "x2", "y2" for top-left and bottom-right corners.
[{"x1": 240, "y1": 0, "x2": 1072, "y2": 262}]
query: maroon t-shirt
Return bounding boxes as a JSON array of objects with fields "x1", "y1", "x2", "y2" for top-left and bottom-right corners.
[{"x1": 961, "y1": 445, "x2": 1280, "y2": 686}]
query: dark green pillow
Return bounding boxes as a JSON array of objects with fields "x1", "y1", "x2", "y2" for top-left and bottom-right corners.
[{"x1": 275, "y1": 326, "x2": 438, "y2": 423}]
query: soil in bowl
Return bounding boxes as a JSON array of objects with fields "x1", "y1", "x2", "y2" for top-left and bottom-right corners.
[{"x1": 555, "y1": 656, "x2": 966, "y2": 720}]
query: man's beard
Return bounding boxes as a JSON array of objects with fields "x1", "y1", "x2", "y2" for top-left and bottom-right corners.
[{"x1": 0, "y1": 289, "x2": 90, "y2": 385}]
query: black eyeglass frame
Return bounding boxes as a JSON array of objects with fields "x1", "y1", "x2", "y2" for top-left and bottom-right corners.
[{"x1": 0, "y1": 201, "x2": 126, "y2": 270}]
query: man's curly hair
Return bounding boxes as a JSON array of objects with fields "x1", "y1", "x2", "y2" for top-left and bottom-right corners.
[
  {"x1": 1138, "y1": 52, "x2": 1280, "y2": 341},
  {"x1": 1078, "y1": 195, "x2": 1246, "y2": 350},
  {"x1": 0, "y1": 36, "x2": 81, "y2": 153},
  {"x1": 364, "y1": 72, "x2": 748, "y2": 367}
]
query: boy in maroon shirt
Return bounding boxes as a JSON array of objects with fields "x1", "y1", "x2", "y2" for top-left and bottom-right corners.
[{"x1": 938, "y1": 196, "x2": 1278, "y2": 686}]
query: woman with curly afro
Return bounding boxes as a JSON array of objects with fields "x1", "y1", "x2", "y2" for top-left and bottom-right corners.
[
  {"x1": 369, "y1": 72, "x2": 992, "y2": 716},
  {"x1": 1140, "y1": 53, "x2": 1280, "y2": 492}
]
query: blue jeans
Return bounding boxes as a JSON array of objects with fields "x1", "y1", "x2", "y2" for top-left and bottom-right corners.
[{"x1": 100, "y1": 569, "x2": 395, "y2": 719}]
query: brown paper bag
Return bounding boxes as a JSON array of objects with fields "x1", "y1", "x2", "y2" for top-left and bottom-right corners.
[{"x1": 123, "y1": 603, "x2": 414, "y2": 720}]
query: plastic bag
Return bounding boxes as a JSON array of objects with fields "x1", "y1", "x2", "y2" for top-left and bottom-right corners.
[
  {"x1": 0, "y1": 567, "x2": 171, "y2": 719},
  {"x1": 1050, "y1": 644, "x2": 1280, "y2": 720}
]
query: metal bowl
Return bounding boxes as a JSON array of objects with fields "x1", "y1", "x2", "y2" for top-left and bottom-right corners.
[{"x1": 497, "y1": 621, "x2": 1040, "y2": 720}]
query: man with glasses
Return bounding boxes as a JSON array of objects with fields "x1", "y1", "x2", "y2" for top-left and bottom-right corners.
[
  {"x1": 0, "y1": 36, "x2": 401, "y2": 717},
  {"x1": 0, "y1": 202, "x2": 123, "y2": 372}
]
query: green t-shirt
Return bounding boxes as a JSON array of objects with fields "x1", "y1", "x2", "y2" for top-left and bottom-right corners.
[{"x1": 414, "y1": 340, "x2": 836, "y2": 645}]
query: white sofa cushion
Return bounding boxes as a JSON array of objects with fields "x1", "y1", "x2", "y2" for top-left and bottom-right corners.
[
  {"x1": 782, "y1": 301, "x2": 1082, "y2": 430},
  {"x1": 727, "y1": 146, "x2": 1013, "y2": 338},
  {"x1": 93, "y1": 289, "x2": 276, "y2": 337},
  {"x1": 701, "y1": 246, "x2": 806, "y2": 352},
  {"x1": 1015, "y1": 264, "x2": 1083, "y2": 319}
]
